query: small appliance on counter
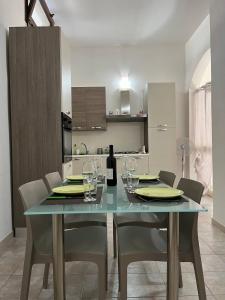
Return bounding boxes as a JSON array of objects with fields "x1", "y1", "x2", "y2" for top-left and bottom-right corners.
[{"x1": 97, "y1": 148, "x2": 103, "y2": 155}]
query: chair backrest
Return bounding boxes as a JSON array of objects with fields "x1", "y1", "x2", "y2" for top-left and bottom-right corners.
[
  {"x1": 18, "y1": 179, "x2": 51, "y2": 244},
  {"x1": 177, "y1": 178, "x2": 204, "y2": 240},
  {"x1": 159, "y1": 170, "x2": 176, "y2": 187},
  {"x1": 45, "y1": 171, "x2": 62, "y2": 192}
]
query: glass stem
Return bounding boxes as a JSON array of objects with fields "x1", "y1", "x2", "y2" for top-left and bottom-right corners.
[{"x1": 88, "y1": 183, "x2": 92, "y2": 198}]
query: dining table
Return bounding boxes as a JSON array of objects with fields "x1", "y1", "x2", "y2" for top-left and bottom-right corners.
[{"x1": 24, "y1": 177, "x2": 207, "y2": 300}]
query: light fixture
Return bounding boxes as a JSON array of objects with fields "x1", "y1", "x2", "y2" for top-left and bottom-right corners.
[{"x1": 120, "y1": 75, "x2": 131, "y2": 91}]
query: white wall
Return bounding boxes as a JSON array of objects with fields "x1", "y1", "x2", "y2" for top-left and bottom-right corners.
[
  {"x1": 185, "y1": 16, "x2": 211, "y2": 89},
  {"x1": 71, "y1": 44, "x2": 187, "y2": 151},
  {"x1": 210, "y1": 0, "x2": 225, "y2": 227},
  {"x1": 0, "y1": 1, "x2": 49, "y2": 241}
]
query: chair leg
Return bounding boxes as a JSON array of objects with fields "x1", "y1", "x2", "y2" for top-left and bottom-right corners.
[
  {"x1": 119, "y1": 259, "x2": 127, "y2": 300},
  {"x1": 20, "y1": 243, "x2": 33, "y2": 300},
  {"x1": 97, "y1": 260, "x2": 107, "y2": 300},
  {"x1": 105, "y1": 255, "x2": 108, "y2": 291},
  {"x1": 113, "y1": 218, "x2": 117, "y2": 258},
  {"x1": 193, "y1": 243, "x2": 207, "y2": 300},
  {"x1": 179, "y1": 262, "x2": 183, "y2": 288},
  {"x1": 43, "y1": 263, "x2": 50, "y2": 289}
]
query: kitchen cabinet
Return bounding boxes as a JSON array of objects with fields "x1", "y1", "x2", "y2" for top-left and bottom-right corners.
[
  {"x1": 146, "y1": 82, "x2": 176, "y2": 175},
  {"x1": 9, "y1": 27, "x2": 71, "y2": 229},
  {"x1": 62, "y1": 161, "x2": 72, "y2": 179},
  {"x1": 72, "y1": 155, "x2": 149, "y2": 175},
  {"x1": 61, "y1": 33, "x2": 72, "y2": 117},
  {"x1": 72, "y1": 157, "x2": 87, "y2": 174},
  {"x1": 147, "y1": 82, "x2": 176, "y2": 128},
  {"x1": 72, "y1": 87, "x2": 106, "y2": 131},
  {"x1": 148, "y1": 127, "x2": 176, "y2": 174}
]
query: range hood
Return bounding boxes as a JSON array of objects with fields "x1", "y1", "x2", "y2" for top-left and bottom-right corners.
[{"x1": 120, "y1": 90, "x2": 130, "y2": 115}]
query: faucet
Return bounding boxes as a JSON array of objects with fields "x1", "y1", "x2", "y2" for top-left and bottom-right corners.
[{"x1": 81, "y1": 142, "x2": 88, "y2": 155}]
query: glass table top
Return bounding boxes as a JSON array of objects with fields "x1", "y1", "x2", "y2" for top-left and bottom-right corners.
[{"x1": 25, "y1": 178, "x2": 208, "y2": 216}]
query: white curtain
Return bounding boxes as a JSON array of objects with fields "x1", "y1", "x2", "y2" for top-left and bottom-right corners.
[{"x1": 190, "y1": 87, "x2": 213, "y2": 195}]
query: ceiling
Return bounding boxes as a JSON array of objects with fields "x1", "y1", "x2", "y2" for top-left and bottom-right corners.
[{"x1": 47, "y1": 0, "x2": 209, "y2": 47}]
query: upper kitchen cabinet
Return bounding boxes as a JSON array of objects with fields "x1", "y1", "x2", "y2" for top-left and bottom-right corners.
[
  {"x1": 72, "y1": 87, "x2": 106, "y2": 130},
  {"x1": 72, "y1": 87, "x2": 87, "y2": 129},
  {"x1": 147, "y1": 82, "x2": 176, "y2": 128},
  {"x1": 9, "y1": 27, "x2": 71, "y2": 229}
]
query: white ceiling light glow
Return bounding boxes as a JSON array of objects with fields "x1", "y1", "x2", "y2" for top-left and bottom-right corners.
[{"x1": 120, "y1": 75, "x2": 131, "y2": 91}]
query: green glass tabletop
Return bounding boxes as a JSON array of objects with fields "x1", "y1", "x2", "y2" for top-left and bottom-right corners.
[{"x1": 24, "y1": 178, "x2": 207, "y2": 216}]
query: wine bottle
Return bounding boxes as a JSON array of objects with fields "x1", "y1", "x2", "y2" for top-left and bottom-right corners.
[{"x1": 106, "y1": 145, "x2": 117, "y2": 186}]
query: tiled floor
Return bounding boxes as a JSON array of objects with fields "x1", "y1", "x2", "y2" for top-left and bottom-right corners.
[{"x1": 0, "y1": 197, "x2": 225, "y2": 299}]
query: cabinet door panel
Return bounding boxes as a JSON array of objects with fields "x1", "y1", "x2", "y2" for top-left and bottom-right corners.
[
  {"x1": 148, "y1": 127, "x2": 176, "y2": 174},
  {"x1": 86, "y1": 112, "x2": 106, "y2": 130},
  {"x1": 72, "y1": 87, "x2": 106, "y2": 131},
  {"x1": 62, "y1": 161, "x2": 72, "y2": 179},
  {"x1": 86, "y1": 87, "x2": 106, "y2": 129},
  {"x1": 61, "y1": 33, "x2": 71, "y2": 116},
  {"x1": 72, "y1": 158, "x2": 86, "y2": 174},
  {"x1": 134, "y1": 156, "x2": 149, "y2": 174},
  {"x1": 72, "y1": 88, "x2": 87, "y2": 129},
  {"x1": 72, "y1": 112, "x2": 87, "y2": 129},
  {"x1": 148, "y1": 83, "x2": 176, "y2": 127}
]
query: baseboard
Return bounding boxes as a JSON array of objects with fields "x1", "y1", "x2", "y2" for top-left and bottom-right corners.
[
  {"x1": 0, "y1": 232, "x2": 13, "y2": 247},
  {"x1": 212, "y1": 218, "x2": 225, "y2": 233}
]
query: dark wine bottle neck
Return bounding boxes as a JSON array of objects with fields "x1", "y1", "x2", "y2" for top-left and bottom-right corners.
[{"x1": 109, "y1": 145, "x2": 114, "y2": 156}]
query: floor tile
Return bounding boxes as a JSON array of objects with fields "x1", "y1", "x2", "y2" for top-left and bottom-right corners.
[{"x1": 204, "y1": 272, "x2": 225, "y2": 295}]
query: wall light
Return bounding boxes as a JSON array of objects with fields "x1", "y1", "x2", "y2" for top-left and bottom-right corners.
[{"x1": 120, "y1": 75, "x2": 131, "y2": 91}]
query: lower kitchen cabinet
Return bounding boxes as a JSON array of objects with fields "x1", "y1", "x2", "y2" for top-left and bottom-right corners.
[
  {"x1": 72, "y1": 155, "x2": 149, "y2": 176},
  {"x1": 72, "y1": 157, "x2": 87, "y2": 174},
  {"x1": 62, "y1": 161, "x2": 73, "y2": 179},
  {"x1": 148, "y1": 127, "x2": 176, "y2": 174},
  {"x1": 133, "y1": 155, "x2": 150, "y2": 174},
  {"x1": 116, "y1": 155, "x2": 149, "y2": 175}
]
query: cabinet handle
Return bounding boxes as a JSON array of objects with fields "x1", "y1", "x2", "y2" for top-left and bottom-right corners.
[
  {"x1": 95, "y1": 126, "x2": 102, "y2": 129},
  {"x1": 91, "y1": 126, "x2": 96, "y2": 129},
  {"x1": 158, "y1": 128, "x2": 168, "y2": 131},
  {"x1": 73, "y1": 158, "x2": 80, "y2": 161},
  {"x1": 73, "y1": 126, "x2": 82, "y2": 130}
]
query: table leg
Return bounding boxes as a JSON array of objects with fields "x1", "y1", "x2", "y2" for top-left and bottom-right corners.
[
  {"x1": 167, "y1": 212, "x2": 179, "y2": 300},
  {"x1": 52, "y1": 214, "x2": 65, "y2": 300}
]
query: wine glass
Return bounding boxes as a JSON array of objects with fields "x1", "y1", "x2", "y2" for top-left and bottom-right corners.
[
  {"x1": 126, "y1": 157, "x2": 137, "y2": 175},
  {"x1": 93, "y1": 158, "x2": 104, "y2": 181},
  {"x1": 82, "y1": 160, "x2": 95, "y2": 202}
]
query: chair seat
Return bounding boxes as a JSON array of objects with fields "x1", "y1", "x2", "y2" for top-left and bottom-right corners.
[
  {"x1": 35, "y1": 226, "x2": 107, "y2": 258},
  {"x1": 118, "y1": 226, "x2": 192, "y2": 259},
  {"x1": 64, "y1": 213, "x2": 107, "y2": 229},
  {"x1": 114, "y1": 212, "x2": 168, "y2": 228}
]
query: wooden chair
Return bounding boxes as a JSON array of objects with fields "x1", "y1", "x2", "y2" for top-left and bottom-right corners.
[
  {"x1": 113, "y1": 171, "x2": 176, "y2": 258},
  {"x1": 117, "y1": 178, "x2": 206, "y2": 300},
  {"x1": 19, "y1": 179, "x2": 107, "y2": 300}
]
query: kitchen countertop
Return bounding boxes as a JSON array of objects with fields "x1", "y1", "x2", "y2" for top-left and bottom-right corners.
[{"x1": 66, "y1": 153, "x2": 149, "y2": 158}]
